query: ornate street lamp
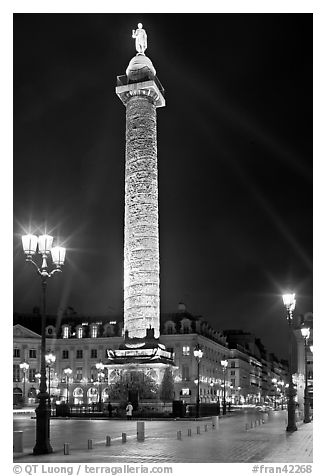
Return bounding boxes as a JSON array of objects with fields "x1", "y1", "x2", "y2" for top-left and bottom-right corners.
[
  {"x1": 96, "y1": 362, "x2": 105, "y2": 411},
  {"x1": 221, "y1": 359, "x2": 228, "y2": 415},
  {"x1": 193, "y1": 344, "x2": 203, "y2": 418},
  {"x1": 63, "y1": 367, "x2": 72, "y2": 404},
  {"x1": 45, "y1": 352, "x2": 56, "y2": 407},
  {"x1": 278, "y1": 380, "x2": 285, "y2": 410},
  {"x1": 20, "y1": 361, "x2": 30, "y2": 405},
  {"x1": 22, "y1": 233, "x2": 66, "y2": 454},
  {"x1": 301, "y1": 327, "x2": 311, "y2": 423},
  {"x1": 271, "y1": 378, "x2": 278, "y2": 409},
  {"x1": 282, "y1": 292, "x2": 297, "y2": 432},
  {"x1": 237, "y1": 386, "x2": 242, "y2": 405}
]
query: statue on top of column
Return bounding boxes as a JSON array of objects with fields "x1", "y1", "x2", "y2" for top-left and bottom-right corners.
[{"x1": 132, "y1": 23, "x2": 147, "y2": 55}]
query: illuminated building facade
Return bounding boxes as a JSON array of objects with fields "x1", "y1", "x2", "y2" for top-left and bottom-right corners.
[{"x1": 13, "y1": 309, "x2": 290, "y2": 409}]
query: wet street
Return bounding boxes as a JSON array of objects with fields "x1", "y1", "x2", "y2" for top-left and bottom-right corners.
[{"x1": 13, "y1": 409, "x2": 313, "y2": 463}]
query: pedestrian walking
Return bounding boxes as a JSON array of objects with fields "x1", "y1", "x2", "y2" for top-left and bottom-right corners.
[
  {"x1": 107, "y1": 401, "x2": 113, "y2": 418},
  {"x1": 126, "y1": 401, "x2": 133, "y2": 420}
]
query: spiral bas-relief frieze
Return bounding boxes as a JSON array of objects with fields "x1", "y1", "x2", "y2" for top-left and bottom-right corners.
[{"x1": 124, "y1": 96, "x2": 160, "y2": 339}]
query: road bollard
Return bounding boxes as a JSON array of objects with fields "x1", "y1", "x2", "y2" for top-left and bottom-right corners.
[
  {"x1": 13, "y1": 431, "x2": 23, "y2": 453},
  {"x1": 122, "y1": 432, "x2": 127, "y2": 443},
  {"x1": 137, "y1": 421, "x2": 145, "y2": 442},
  {"x1": 177, "y1": 430, "x2": 182, "y2": 440},
  {"x1": 212, "y1": 416, "x2": 219, "y2": 429},
  {"x1": 106, "y1": 436, "x2": 111, "y2": 446},
  {"x1": 188, "y1": 429, "x2": 192, "y2": 437},
  {"x1": 204, "y1": 424, "x2": 208, "y2": 432},
  {"x1": 88, "y1": 439, "x2": 93, "y2": 449},
  {"x1": 245, "y1": 423, "x2": 249, "y2": 431},
  {"x1": 64, "y1": 443, "x2": 70, "y2": 455},
  {"x1": 197, "y1": 426, "x2": 200, "y2": 434}
]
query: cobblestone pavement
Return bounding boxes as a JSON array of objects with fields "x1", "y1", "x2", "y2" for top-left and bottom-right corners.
[{"x1": 13, "y1": 410, "x2": 312, "y2": 463}]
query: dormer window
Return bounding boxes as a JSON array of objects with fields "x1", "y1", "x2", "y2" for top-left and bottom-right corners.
[
  {"x1": 91, "y1": 324, "x2": 98, "y2": 338},
  {"x1": 164, "y1": 321, "x2": 175, "y2": 335},
  {"x1": 46, "y1": 325, "x2": 55, "y2": 337},
  {"x1": 62, "y1": 325, "x2": 70, "y2": 339},
  {"x1": 180, "y1": 318, "x2": 191, "y2": 334},
  {"x1": 77, "y1": 326, "x2": 83, "y2": 339}
]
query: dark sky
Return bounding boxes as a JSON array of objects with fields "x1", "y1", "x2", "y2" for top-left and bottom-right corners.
[{"x1": 13, "y1": 13, "x2": 312, "y2": 359}]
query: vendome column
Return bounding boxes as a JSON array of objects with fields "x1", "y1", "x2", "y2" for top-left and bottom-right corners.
[{"x1": 116, "y1": 24, "x2": 165, "y2": 339}]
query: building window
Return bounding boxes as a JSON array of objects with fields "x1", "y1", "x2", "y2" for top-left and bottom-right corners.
[
  {"x1": 181, "y1": 388, "x2": 190, "y2": 396},
  {"x1": 77, "y1": 327, "x2": 83, "y2": 339},
  {"x1": 91, "y1": 325, "x2": 98, "y2": 338},
  {"x1": 29, "y1": 349, "x2": 37, "y2": 359},
  {"x1": 90, "y1": 349, "x2": 97, "y2": 359},
  {"x1": 182, "y1": 346, "x2": 190, "y2": 356},
  {"x1": 90, "y1": 366, "x2": 97, "y2": 381},
  {"x1": 63, "y1": 326, "x2": 69, "y2": 339},
  {"x1": 13, "y1": 348, "x2": 20, "y2": 358},
  {"x1": 62, "y1": 350, "x2": 69, "y2": 359},
  {"x1": 230, "y1": 361, "x2": 235, "y2": 368},
  {"x1": 76, "y1": 367, "x2": 83, "y2": 381},
  {"x1": 76, "y1": 350, "x2": 83, "y2": 359},
  {"x1": 13, "y1": 364, "x2": 20, "y2": 382},
  {"x1": 181, "y1": 365, "x2": 189, "y2": 381},
  {"x1": 29, "y1": 368, "x2": 36, "y2": 382},
  {"x1": 230, "y1": 370, "x2": 235, "y2": 375}
]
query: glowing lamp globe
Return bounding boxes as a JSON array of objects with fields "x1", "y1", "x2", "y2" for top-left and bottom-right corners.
[
  {"x1": 22, "y1": 234, "x2": 38, "y2": 255},
  {"x1": 38, "y1": 234, "x2": 53, "y2": 254},
  {"x1": 193, "y1": 347, "x2": 203, "y2": 360},
  {"x1": 20, "y1": 361, "x2": 29, "y2": 371},
  {"x1": 51, "y1": 246, "x2": 66, "y2": 266},
  {"x1": 300, "y1": 327, "x2": 310, "y2": 339},
  {"x1": 282, "y1": 293, "x2": 296, "y2": 311},
  {"x1": 221, "y1": 359, "x2": 228, "y2": 369},
  {"x1": 45, "y1": 352, "x2": 56, "y2": 365}
]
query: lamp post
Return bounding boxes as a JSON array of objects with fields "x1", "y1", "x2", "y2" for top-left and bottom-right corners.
[
  {"x1": 96, "y1": 362, "x2": 105, "y2": 411},
  {"x1": 64, "y1": 367, "x2": 72, "y2": 404},
  {"x1": 271, "y1": 378, "x2": 277, "y2": 409},
  {"x1": 193, "y1": 344, "x2": 203, "y2": 418},
  {"x1": 282, "y1": 292, "x2": 297, "y2": 432},
  {"x1": 301, "y1": 327, "x2": 311, "y2": 423},
  {"x1": 22, "y1": 233, "x2": 66, "y2": 454},
  {"x1": 45, "y1": 352, "x2": 56, "y2": 407},
  {"x1": 237, "y1": 386, "x2": 242, "y2": 405},
  {"x1": 221, "y1": 359, "x2": 228, "y2": 415},
  {"x1": 278, "y1": 380, "x2": 285, "y2": 410},
  {"x1": 20, "y1": 361, "x2": 30, "y2": 405}
]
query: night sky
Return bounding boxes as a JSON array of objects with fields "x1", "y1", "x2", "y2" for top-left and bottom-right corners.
[{"x1": 13, "y1": 13, "x2": 312, "y2": 359}]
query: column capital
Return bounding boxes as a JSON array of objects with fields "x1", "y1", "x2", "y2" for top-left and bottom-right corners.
[{"x1": 116, "y1": 77, "x2": 165, "y2": 108}]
